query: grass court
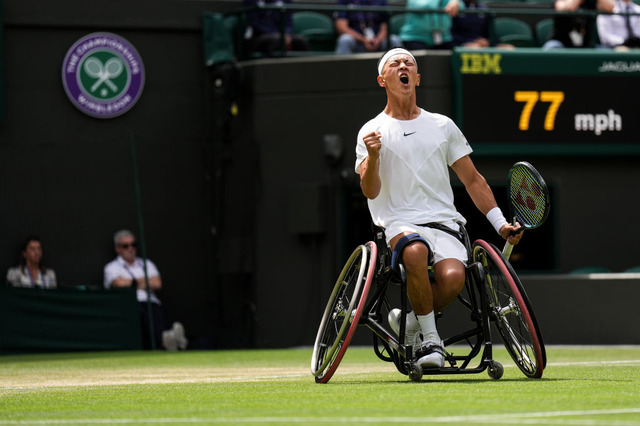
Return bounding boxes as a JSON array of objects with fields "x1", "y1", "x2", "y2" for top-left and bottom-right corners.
[{"x1": 1, "y1": 346, "x2": 639, "y2": 424}]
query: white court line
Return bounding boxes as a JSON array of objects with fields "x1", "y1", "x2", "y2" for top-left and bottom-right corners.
[
  {"x1": 2, "y1": 359, "x2": 640, "y2": 390},
  {"x1": 2, "y1": 408, "x2": 640, "y2": 424}
]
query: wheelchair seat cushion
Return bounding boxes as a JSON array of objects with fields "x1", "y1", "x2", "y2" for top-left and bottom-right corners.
[{"x1": 391, "y1": 233, "x2": 432, "y2": 272}]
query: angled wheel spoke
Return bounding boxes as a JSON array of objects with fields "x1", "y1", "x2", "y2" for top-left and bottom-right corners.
[
  {"x1": 473, "y1": 240, "x2": 545, "y2": 379},
  {"x1": 311, "y1": 242, "x2": 377, "y2": 383}
]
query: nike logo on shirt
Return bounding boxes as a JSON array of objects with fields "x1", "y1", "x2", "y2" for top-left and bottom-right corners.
[{"x1": 403, "y1": 131, "x2": 416, "y2": 136}]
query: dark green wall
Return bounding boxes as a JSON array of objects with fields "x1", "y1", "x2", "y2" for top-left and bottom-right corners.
[
  {"x1": 237, "y1": 52, "x2": 640, "y2": 347},
  {"x1": 1, "y1": 0, "x2": 220, "y2": 348},
  {"x1": 2, "y1": 0, "x2": 639, "y2": 350}
]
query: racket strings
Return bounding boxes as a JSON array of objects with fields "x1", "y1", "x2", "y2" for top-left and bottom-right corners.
[{"x1": 509, "y1": 168, "x2": 548, "y2": 226}]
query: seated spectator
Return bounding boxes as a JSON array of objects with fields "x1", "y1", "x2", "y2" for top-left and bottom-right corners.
[
  {"x1": 452, "y1": 0, "x2": 490, "y2": 48},
  {"x1": 243, "y1": 0, "x2": 310, "y2": 56},
  {"x1": 103, "y1": 230, "x2": 187, "y2": 351},
  {"x1": 597, "y1": 0, "x2": 640, "y2": 50},
  {"x1": 400, "y1": 0, "x2": 464, "y2": 50},
  {"x1": 334, "y1": 0, "x2": 402, "y2": 54},
  {"x1": 6, "y1": 236, "x2": 57, "y2": 289},
  {"x1": 451, "y1": 0, "x2": 515, "y2": 49},
  {"x1": 543, "y1": 0, "x2": 614, "y2": 49}
]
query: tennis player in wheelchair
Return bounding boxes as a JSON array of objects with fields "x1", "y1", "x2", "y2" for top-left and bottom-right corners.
[{"x1": 356, "y1": 48, "x2": 523, "y2": 368}]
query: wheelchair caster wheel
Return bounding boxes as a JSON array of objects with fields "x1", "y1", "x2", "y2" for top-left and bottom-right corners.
[
  {"x1": 409, "y1": 363, "x2": 423, "y2": 382},
  {"x1": 487, "y1": 361, "x2": 504, "y2": 380}
]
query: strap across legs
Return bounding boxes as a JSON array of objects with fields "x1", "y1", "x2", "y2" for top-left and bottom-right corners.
[{"x1": 391, "y1": 233, "x2": 431, "y2": 272}]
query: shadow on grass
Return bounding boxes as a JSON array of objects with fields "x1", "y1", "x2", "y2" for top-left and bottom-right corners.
[{"x1": 330, "y1": 376, "x2": 564, "y2": 384}]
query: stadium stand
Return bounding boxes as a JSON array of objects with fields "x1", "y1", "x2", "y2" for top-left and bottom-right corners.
[
  {"x1": 491, "y1": 16, "x2": 535, "y2": 46},
  {"x1": 390, "y1": 13, "x2": 406, "y2": 36},
  {"x1": 217, "y1": 2, "x2": 621, "y2": 56},
  {"x1": 535, "y1": 17, "x2": 553, "y2": 46},
  {"x1": 292, "y1": 11, "x2": 336, "y2": 52}
]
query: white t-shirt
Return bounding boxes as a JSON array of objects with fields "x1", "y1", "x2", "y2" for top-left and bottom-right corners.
[
  {"x1": 355, "y1": 109, "x2": 472, "y2": 230},
  {"x1": 103, "y1": 256, "x2": 161, "y2": 304},
  {"x1": 597, "y1": 0, "x2": 640, "y2": 48},
  {"x1": 6, "y1": 266, "x2": 57, "y2": 289}
]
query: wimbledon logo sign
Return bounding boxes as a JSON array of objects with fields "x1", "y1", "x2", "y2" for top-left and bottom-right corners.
[{"x1": 62, "y1": 32, "x2": 145, "y2": 119}]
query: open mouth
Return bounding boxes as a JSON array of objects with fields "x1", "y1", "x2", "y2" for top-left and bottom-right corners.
[{"x1": 400, "y1": 75, "x2": 409, "y2": 84}]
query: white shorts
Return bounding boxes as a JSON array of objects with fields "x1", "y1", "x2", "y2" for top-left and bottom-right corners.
[{"x1": 384, "y1": 221, "x2": 468, "y2": 264}]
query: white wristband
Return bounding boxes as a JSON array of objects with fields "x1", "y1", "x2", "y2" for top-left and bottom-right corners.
[{"x1": 486, "y1": 207, "x2": 508, "y2": 234}]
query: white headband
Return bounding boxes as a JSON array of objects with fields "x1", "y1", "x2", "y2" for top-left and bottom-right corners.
[{"x1": 377, "y1": 48, "x2": 417, "y2": 76}]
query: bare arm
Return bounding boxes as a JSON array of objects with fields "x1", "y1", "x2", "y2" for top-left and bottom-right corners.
[
  {"x1": 136, "y1": 275, "x2": 162, "y2": 291},
  {"x1": 376, "y1": 22, "x2": 389, "y2": 42},
  {"x1": 554, "y1": 0, "x2": 582, "y2": 11},
  {"x1": 111, "y1": 275, "x2": 161, "y2": 290},
  {"x1": 451, "y1": 156, "x2": 522, "y2": 243},
  {"x1": 335, "y1": 18, "x2": 365, "y2": 42},
  {"x1": 359, "y1": 131, "x2": 382, "y2": 199},
  {"x1": 111, "y1": 277, "x2": 134, "y2": 288},
  {"x1": 555, "y1": 0, "x2": 612, "y2": 11},
  {"x1": 451, "y1": 156, "x2": 496, "y2": 214},
  {"x1": 596, "y1": 0, "x2": 614, "y2": 12},
  {"x1": 369, "y1": 23, "x2": 389, "y2": 51},
  {"x1": 444, "y1": 0, "x2": 460, "y2": 17}
]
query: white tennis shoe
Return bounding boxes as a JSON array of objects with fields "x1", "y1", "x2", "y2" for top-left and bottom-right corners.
[
  {"x1": 172, "y1": 322, "x2": 188, "y2": 350},
  {"x1": 415, "y1": 340, "x2": 445, "y2": 368},
  {"x1": 162, "y1": 322, "x2": 188, "y2": 351},
  {"x1": 162, "y1": 329, "x2": 178, "y2": 351},
  {"x1": 388, "y1": 308, "x2": 422, "y2": 347}
]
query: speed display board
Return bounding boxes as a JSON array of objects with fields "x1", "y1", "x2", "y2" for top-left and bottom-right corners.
[{"x1": 452, "y1": 49, "x2": 640, "y2": 155}]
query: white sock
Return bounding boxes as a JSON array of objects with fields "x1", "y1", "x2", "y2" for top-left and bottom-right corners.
[
  {"x1": 404, "y1": 311, "x2": 420, "y2": 343},
  {"x1": 406, "y1": 311, "x2": 419, "y2": 330},
  {"x1": 416, "y1": 312, "x2": 440, "y2": 343}
]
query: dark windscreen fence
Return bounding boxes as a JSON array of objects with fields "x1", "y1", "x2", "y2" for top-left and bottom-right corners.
[{"x1": 0, "y1": 0, "x2": 4, "y2": 120}]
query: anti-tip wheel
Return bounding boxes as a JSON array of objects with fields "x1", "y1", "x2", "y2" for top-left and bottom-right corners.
[
  {"x1": 487, "y1": 361, "x2": 504, "y2": 380},
  {"x1": 409, "y1": 363, "x2": 423, "y2": 382}
]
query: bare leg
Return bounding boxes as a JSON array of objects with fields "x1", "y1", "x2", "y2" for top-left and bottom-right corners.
[
  {"x1": 389, "y1": 235, "x2": 466, "y2": 315},
  {"x1": 432, "y1": 259, "x2": 466, "y2": 313},
  {"x1": 390, "y1": 233, "x2": 432, "y2": 315},
  {"x1": 389, "y1": 233, "x2": 464, "y2": 368}
]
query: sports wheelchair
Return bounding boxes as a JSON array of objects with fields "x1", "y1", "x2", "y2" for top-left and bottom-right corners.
[{"x1": 311, "y1": 222, "x2": 546, "y2": 383}]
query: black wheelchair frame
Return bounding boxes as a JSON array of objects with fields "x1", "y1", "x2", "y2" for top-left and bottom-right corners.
[{"x1": 311, "y1": 222, "x2": 546, "y2": 383}]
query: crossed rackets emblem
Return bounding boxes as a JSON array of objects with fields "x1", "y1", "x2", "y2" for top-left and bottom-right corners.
[{"x1": 83, "y1": 56, "x2": 124, "y2": 94}]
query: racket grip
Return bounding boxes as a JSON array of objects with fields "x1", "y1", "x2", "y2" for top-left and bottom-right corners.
[{"x1": 502, "y1": 241, "x2": 514, "y2": 260}]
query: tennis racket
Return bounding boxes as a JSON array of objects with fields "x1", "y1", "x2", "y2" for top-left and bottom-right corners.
[{"x1": 503, "y1": 161, "x2": 550, "y2": 260}]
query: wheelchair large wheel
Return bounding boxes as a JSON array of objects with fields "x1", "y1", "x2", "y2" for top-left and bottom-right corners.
[
  {"x1": 473, "y1": 240, "x2": 545, "y2": 378},
  {"x1": 311, "y1": 241, "x2": 377, "y2": 383}
]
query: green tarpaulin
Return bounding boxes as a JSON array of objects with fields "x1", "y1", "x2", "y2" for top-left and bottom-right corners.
[{"x1": 0, "y1": 286, "x2": 141, "y2": 354}]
